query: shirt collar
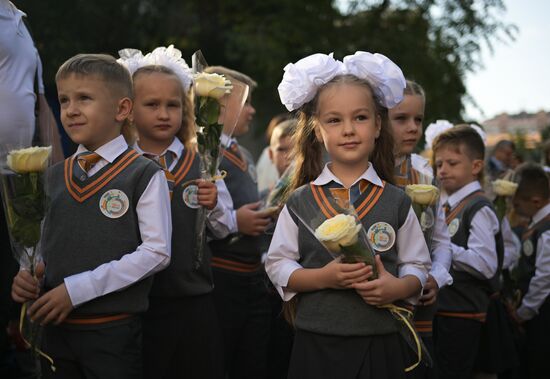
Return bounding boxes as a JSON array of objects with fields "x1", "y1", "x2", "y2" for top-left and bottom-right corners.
[
  {"x1": 221, "y1": 133, "x2": 236, "y2": 149},
  {"x1": 75, "y1": 135, "x2": 128, "y2": 163},
  {"x1": 0, "y1": 1, "x2": 25, "y2": 24},
  {"x1": 530, "y1": 202, "x2": 550, "y2": 227},
  {"x1": 312, "y1": 163, "x2": 384, "y2": 188},
  {"x1": 133, "y1": 137, "x2": 184, "y2": 160},
  {"x1": 394, "y1": 154, "x2": 408, "y2": 167},
  {"x1": 442, "y1": 181, "x2": 482, "y2": 208}
]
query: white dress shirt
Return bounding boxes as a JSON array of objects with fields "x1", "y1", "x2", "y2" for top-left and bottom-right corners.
[
  {"x1": 220, "y1": 133, "x2": 245, "y2": 231},
  {"x1": 440, "y1": 181, "x2": 499, "y2": 280},
  {"x1": 501, "y1": 217, "x2": 521, "y2": 270},
  {"x1": 407, "y1": 154, "x2": 453, "y2": 289},
  {"x1": 0, "y1": 1, "x2": 44, "y2": 160},
  {"x1": 63, "y1": 135, "x2": 172, "y2": 307},
  {"x1": 266, "y1": 163, "x2": 431, "y2": 302},
  {"x1": 517, "y1": 202, "x2": 550, "y2": 321},
  {"x1": 133, "y1": 137, "x2": 236, "y2": 238}
]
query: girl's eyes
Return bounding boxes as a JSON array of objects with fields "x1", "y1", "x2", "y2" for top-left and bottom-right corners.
[{"x1": 356, "y1": 114, "x2": 368, "y2": 121}]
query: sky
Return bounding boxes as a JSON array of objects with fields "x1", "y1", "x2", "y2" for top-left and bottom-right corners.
[{"x1": 464, "y1": 0, "x2": 550, "y2": 121}]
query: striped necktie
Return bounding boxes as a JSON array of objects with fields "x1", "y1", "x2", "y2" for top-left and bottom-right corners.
[
  {"x1": 442, "y1": 202, "x2": 451, "y2": 217},
  {"x1": 74, "y1": 151, "x2": 102, "y2": 180},
  {"x1": 144, "y1": 152, "x2": 175, "y2": 198},
  {"x1": 329, "y1": 179, "x2": 369, "y2": 208}
]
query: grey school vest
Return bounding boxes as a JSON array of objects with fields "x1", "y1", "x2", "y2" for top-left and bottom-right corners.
[
  {"x1": 149, "y1": 149, "x2": 215, "y2": 297},
  {"x1": 438, "y1": 192, "x2": 504, "y2": 316},
  {"x1": 287, "y1": 181, "x2": 410, "y2": 336},
  {"x1": 43, "y1": 149, "x2": 160, "y2": 316},
  {"x1": 513, "y1": 216, "x2": 550, "y2": 298},
  {"x1": 209, "y1": 144, "x2": 266, "y2": 268}
]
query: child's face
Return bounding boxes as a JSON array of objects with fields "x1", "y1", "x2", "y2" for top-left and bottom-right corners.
[
  {"x1": 315, "y1": 82, "x2": 380, "y2": 171},
  {"x1": 512, "y1": 195, "x2": 540, "y2": 218},
  {"x1": 57, "y1": 74, "x2": 129, "y2": 151},
  {"x1": 232, "y1": 97, "x2": 256, "y2": 137},
  {"x1": 269, "y1": 135, "x2": 293, "y2": 176},
  {"x1": 132, "y1": 72, "x2": 183, "y2": 145},
  {"x1": 389, "y1": 94, "x2": 424, "y2": 156},
  {"x1": 434, "y1": 145, "x2": 483, "y2": 194}
]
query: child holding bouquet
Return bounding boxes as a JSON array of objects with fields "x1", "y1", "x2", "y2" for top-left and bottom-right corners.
[
  {"x1": 389, "y1": 81, "x2": 452, "y2": 377},
  {"x1": 265, "y1": 52, "x2": 431, "y2": 378},
  {"x1": 11, "y1": 53, "x2": 172, "y2": 378},
  {"x1": 117, "y1": 46, "x2": 236, "y2": 379}
]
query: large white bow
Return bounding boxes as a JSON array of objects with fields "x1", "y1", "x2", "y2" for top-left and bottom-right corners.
[
  {"x1": 117, "y1": 45, "x2": 193, "y2": 91},
  {"x1": 278, "y1": 51, "x2": 406, "y2": 111}
]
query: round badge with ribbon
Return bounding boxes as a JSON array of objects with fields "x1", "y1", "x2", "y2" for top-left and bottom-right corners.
[
  {"x1": 99, "y1": 189, "x2": 129, "y2": 219},
  {"x1": 367, "y1": 222, "x2": 396, "y2": 252},
  {"x1": 447, "y1": 218, "x2": 460, "y2": 237},
  {"x1": 523, "y1": 240, "x2": 534, "y2": 257},
  {"x1": 182, "y1": 184, "x2": 200, "y2": 209},
  {"x1": 420, "y1": 208, "x2": 435, "y2": 231}
]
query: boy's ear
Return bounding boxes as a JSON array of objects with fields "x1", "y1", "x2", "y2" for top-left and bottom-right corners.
[
  {"x1": 115, "y1": 97, "x2": 133, "y2": 122},
  {"x1": 471, "y1": 159, "x2": 484, "y2": 177},
  {"x1": 268, "y1": 147, "x2": 274, "y2": 163}
]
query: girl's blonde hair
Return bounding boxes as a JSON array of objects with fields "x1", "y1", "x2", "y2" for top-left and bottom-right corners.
[
  {"x1": 132, "y1": 65, "x2": 196, "y2": 150},
  {"x1": 284, "y1": 74, "x2": 395, "y2": 201}
]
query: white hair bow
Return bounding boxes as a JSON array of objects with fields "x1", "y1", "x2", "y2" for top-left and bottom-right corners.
[
  {"x1": 424, "y1": 120, "x2": 487, "y2": 150},
  {"x1": 117, "y1": 45, "x2": 193, "y2": 91},
  {"x1": 278, "y1": 51, "x2": 406, "y2": 111}
]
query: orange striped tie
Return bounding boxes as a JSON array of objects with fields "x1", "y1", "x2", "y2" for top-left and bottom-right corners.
[
  {"x1": 144, "y1": 153, "x2": 175, "y2": 199},
  {"x1": 443, "y1": 202, "x2": 451, "y2": 217},
  {"x1": 74, "y1": 152, "x2": 102, "y2": 180}
]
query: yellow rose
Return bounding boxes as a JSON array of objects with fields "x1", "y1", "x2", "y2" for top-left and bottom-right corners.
[
  {"x1": 405, "y1": 184, "x2": 439, "y2": 206},
  {"x1": 314, "y1": 214, "x2": 362, "y2": 254},
  {"x1": 492, "y1": 179, "x2": 518, "y2": 197},
  {"x1": 7, "y1": 146, "x2": 52, "y2": 173},
  {"x1": 194, "y1": 73, "x2": 233, "y2": 99}
]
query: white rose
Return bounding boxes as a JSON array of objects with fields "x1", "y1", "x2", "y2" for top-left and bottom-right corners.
[
  {"x1": 194, "y1": 73, "x2": 232, "y2": 99},
  {"x1": 405, "y1": 184, "x2": 440, "y2": 206},
  {"x1": 7, "y1": 146, "x2": 52, "y2": 173},
  {"x1": 492, "y1": 179, "x2": 518, "y2": 197},
  {"x1": 314, "y1": 214, "x2": 362, "y2": 254}
]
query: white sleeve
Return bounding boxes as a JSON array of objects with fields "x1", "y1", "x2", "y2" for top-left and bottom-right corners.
[
  {"x1": 451, "y1": 206, "x2": 499, "y2": 279},
  {"x1": 430, "y1": 203, "x2": 453, "y2": 288},
  {"x1": 206, "y1": 178, "x2": 237, "y2": 238},
  {"x1": 396, "y1": 207, "x2": 431, "y2": 304},
  {"x1": 517, "y1": 231, "x2": 550, "y2": 321},
  {"x1": 64, "y1": 171, "x2": 172, "y2": 307},
  {"x1": 265, "y1": 206, "x2": 303, "y2": 301}
]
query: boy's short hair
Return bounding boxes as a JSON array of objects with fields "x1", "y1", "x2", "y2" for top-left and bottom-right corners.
[
  {"x1": 515, "y1": 163, "x2": 550, "y2": 200},
  {"x1": 205, "y1": 66, "x2": 257, "y2": 89},
  {"x1": 432, "y1": 124, "x2": 485, "y2": 161},
  {"x1": 270, "y1": 119, "x2": 296, "y2": 147},
  {"x1": 56, "y1": 53, "x2": 133, "y2": 99}
]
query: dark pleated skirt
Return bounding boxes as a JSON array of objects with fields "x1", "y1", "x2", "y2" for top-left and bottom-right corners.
[{"x1": 288, "y1": 329, "x2": 416, "y2": 379}]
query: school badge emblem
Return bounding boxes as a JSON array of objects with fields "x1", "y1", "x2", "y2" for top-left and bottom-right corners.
[
  {"x1": 99, "y1": 189, "x2": 129, "y2": 219},
  {"x1": 367, "y1": 222, "x2": 396, "y2": 252},
  {"x1": 448, "y1": 218, "x2": 460, "y2": 237},
  {"x1": 523, "y1": 240, "x2": 534, "y2": 257},
  {"x1": 182, "y1": 184, "x2": 200, "y2": 209},
  {"x1": 420, "y1": 208, "x2": 435, "y2": 231}
]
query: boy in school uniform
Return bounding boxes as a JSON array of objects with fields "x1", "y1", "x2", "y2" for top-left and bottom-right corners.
[
  {"x1": 205, "y1": 66, "x2": 275, "y2": 379},
  {"x1": 11, "y1": 54, "x2": 171, "y2": 379},
  {"x1": 431, "y1": 125, "x2": 503, "y2": 379},
  {"x1": 509, "y1": 163, "x2": 550, "y2": 378}
]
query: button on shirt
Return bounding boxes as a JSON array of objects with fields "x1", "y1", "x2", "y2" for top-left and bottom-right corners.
[
  {"x1": 265, "y1": 163, "x2": 431, "y2": 302},
  {"x1": 440, "y1": 181, "x2": 499, "y2": 280},
  {"x1": 63, "y1": 135, "x2": 172, "y2": 307},
  {"x1": 134, "y1": 137, "x2": 237, "y2": 238}
]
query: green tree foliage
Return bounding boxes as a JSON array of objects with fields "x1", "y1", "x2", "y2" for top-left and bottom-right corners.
[{"x1": 16, "y1": 0, "x2": 514, "y2": 149}]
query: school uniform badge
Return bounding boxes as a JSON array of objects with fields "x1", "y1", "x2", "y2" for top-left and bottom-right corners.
[
  {"x1": 182, "y1": 184, "x2": 200, "y2": 208},
  {"x1": 448, "y1": 218, "x2": 460, "y2": 237},
  {"x1": 99, "y1": 189, "x2": 129, "y2": 218},
  {"x1": 522, "y1": 240, "x2": 534, "y2": 257},
  {"x1": 367, "y1": 222, "x2": 396, "y2": 252},
  {"x1": 420, "y1": 208, "x2": 435, "y2": 230}
]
